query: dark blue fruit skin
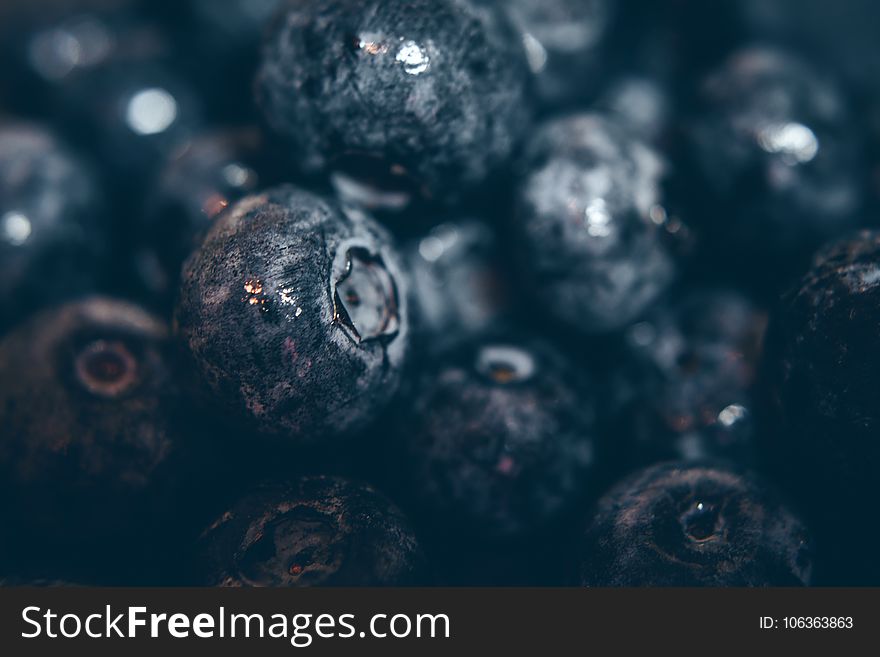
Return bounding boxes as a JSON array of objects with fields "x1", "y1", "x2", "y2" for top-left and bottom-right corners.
[
  {"x1": 136, "y1": 127, "x2": 274, "y2": 306},
  {"x1": 175, "y1": 185, "x2": 410, "y2": 446},
  {"x1": 396, "y1": 335, "x2": 600, "y2": 540},
  {"x1": 513, "y1": 113, "x2": 680, "y2": 334},
  {"x1": 608, "y1": 289, "x2": 766, "y2": 468},
  {"x1": 256, "y1": 0, "x2": 533, "y2": 204},
  {"x1": 0, "y1": 123, "x2": 106, "y2": 331},
  {"x1": 580, "y1": 462, "x2": 814, "y2": 587},
  {"x1": 761, "y1": 230, "x2": 880, "y2": 583},
  {"x1": 686, "y1": 46, "x2": 866, "y2": 284},
  {"x1": 199, "y1": 477, "x2": 428, "y2": 587},
  {"x1": 0, "y1": 297, "x2": 195, "y2": 582}
]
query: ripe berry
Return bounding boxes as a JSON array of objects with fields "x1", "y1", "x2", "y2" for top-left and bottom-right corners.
[
  {"x1": 762, "y1": 230, "x2": 880, "y2": 501},
  {"x1": 396, "y1": 335, "x2": 600, "y2": 539},
  {"x1": 0, "y1": 297, "x2": 193, "y2": 579},
  {"x1": 513, "y1": 113, "x2": 680, "y2": 333},
  {"x1": 256, "y1": 0, "x2": 532, "y2": 206},
  {"x1": 687, "y1": 46, "x2": 865, "y2": 281},
  {"x1": 610, "y1": 289, "x2": 766, "y2": 467},
  {"x1": 580, "y1": 462, "x2": 813, "y2": 586},
  {"x1": 175, "y1": 185, "x2": 409, "y2": 445},
  {"x1": 761, "y1": 230, "x2": 880, "y2": 581},
  {"x1": 199, "y1": 477, "x2": 427, "y2": 586}
]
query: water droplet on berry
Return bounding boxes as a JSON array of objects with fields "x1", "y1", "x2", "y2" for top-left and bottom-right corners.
[{"x1": 680, "y1": 501, "x2": 722, "y2": 542}]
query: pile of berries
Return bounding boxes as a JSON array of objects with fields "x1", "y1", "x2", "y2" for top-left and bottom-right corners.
[{"x1": 2, "y1": 0, "x2": 880, "y2": 586}]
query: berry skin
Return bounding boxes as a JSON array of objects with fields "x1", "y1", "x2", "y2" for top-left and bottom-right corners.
[
  {"x1": 136, "y1": 127, "x2": 272, "y2": 305},
  {"x1": 396, "y1": 336, "x2": 600, "y2": 539},
  {"x1": 0, "y1": 297, "x2": 191, "y2": 577},
  {"x1": 580, "y1": 462, "x2": 813, "y2": 587},
  {"x1": 199, "y1": 477, "x2": 428, "y2": 587},
  {"x1": 256, "y1": 0, "x2": 532, "y2": 205},
  {"x1": 761, "y1": 231, "x2": 880, "y2": 581},
  {"x1": 687, "y1": 47, "x2": 865, "y2": 279},
  {"x1": 0, "y1": 122, "x2": 106, "y2": 329},
  {"x1": 610, "y1": 289, "x2": 766, "y2": 467},
  {"x1": 513, "y1": 113, "x2": 679, "y2": 334},
  {"x1": 175, "y1": 185, "x2": 409, "y2": 446}
]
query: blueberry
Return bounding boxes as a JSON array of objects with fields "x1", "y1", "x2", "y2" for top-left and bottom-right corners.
[
  {"x1": 0, "y1": 122, "x2": 106, "y2": 330},
  {"x1": 762, "y1": 230, "x2": 880, "y2": 497},
  {"x1": 256, "y1": 0, "x2": 532, "y2": 207},
  {"x1": 761, "y1": 230, "x2": 880, "y2": 580},
  {"x1": 686, "y1": 46, "x2": 866, "y2": 281},
  {"x1": 405, "y1": 220, "x2": 511, "y2": 352},
  {"x1": 493, "y1": 0, "x2": 615, "y2": 110},
  {"x1": 0, "y1": 297, "x2": 192, "y2": 578},
  {"x1": 513, "y1": 113, "x2": 680, "y2": 334},
  {"x1": 175, "y1": 185, "x2": 409, "y2": 446},
  {"x1": 580, "y1": 462, "x2": 813, "y2": 586},
  {"x1": 136, "y1": 127, "x2": 273, "y2": 305},
  {"x1": 610, "y1": 289, "x2": 766, "y2": 467},
  {"x1": 199, "y1": 477, "x2": 428, "y2": 586},
  {"x1": 395, "y1": 336, "x2": 600, "y2": 539}
]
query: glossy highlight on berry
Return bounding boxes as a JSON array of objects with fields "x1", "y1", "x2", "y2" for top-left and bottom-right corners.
[{"x1": 256, "y1": 0, "x2": 533, "y2": 205}]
